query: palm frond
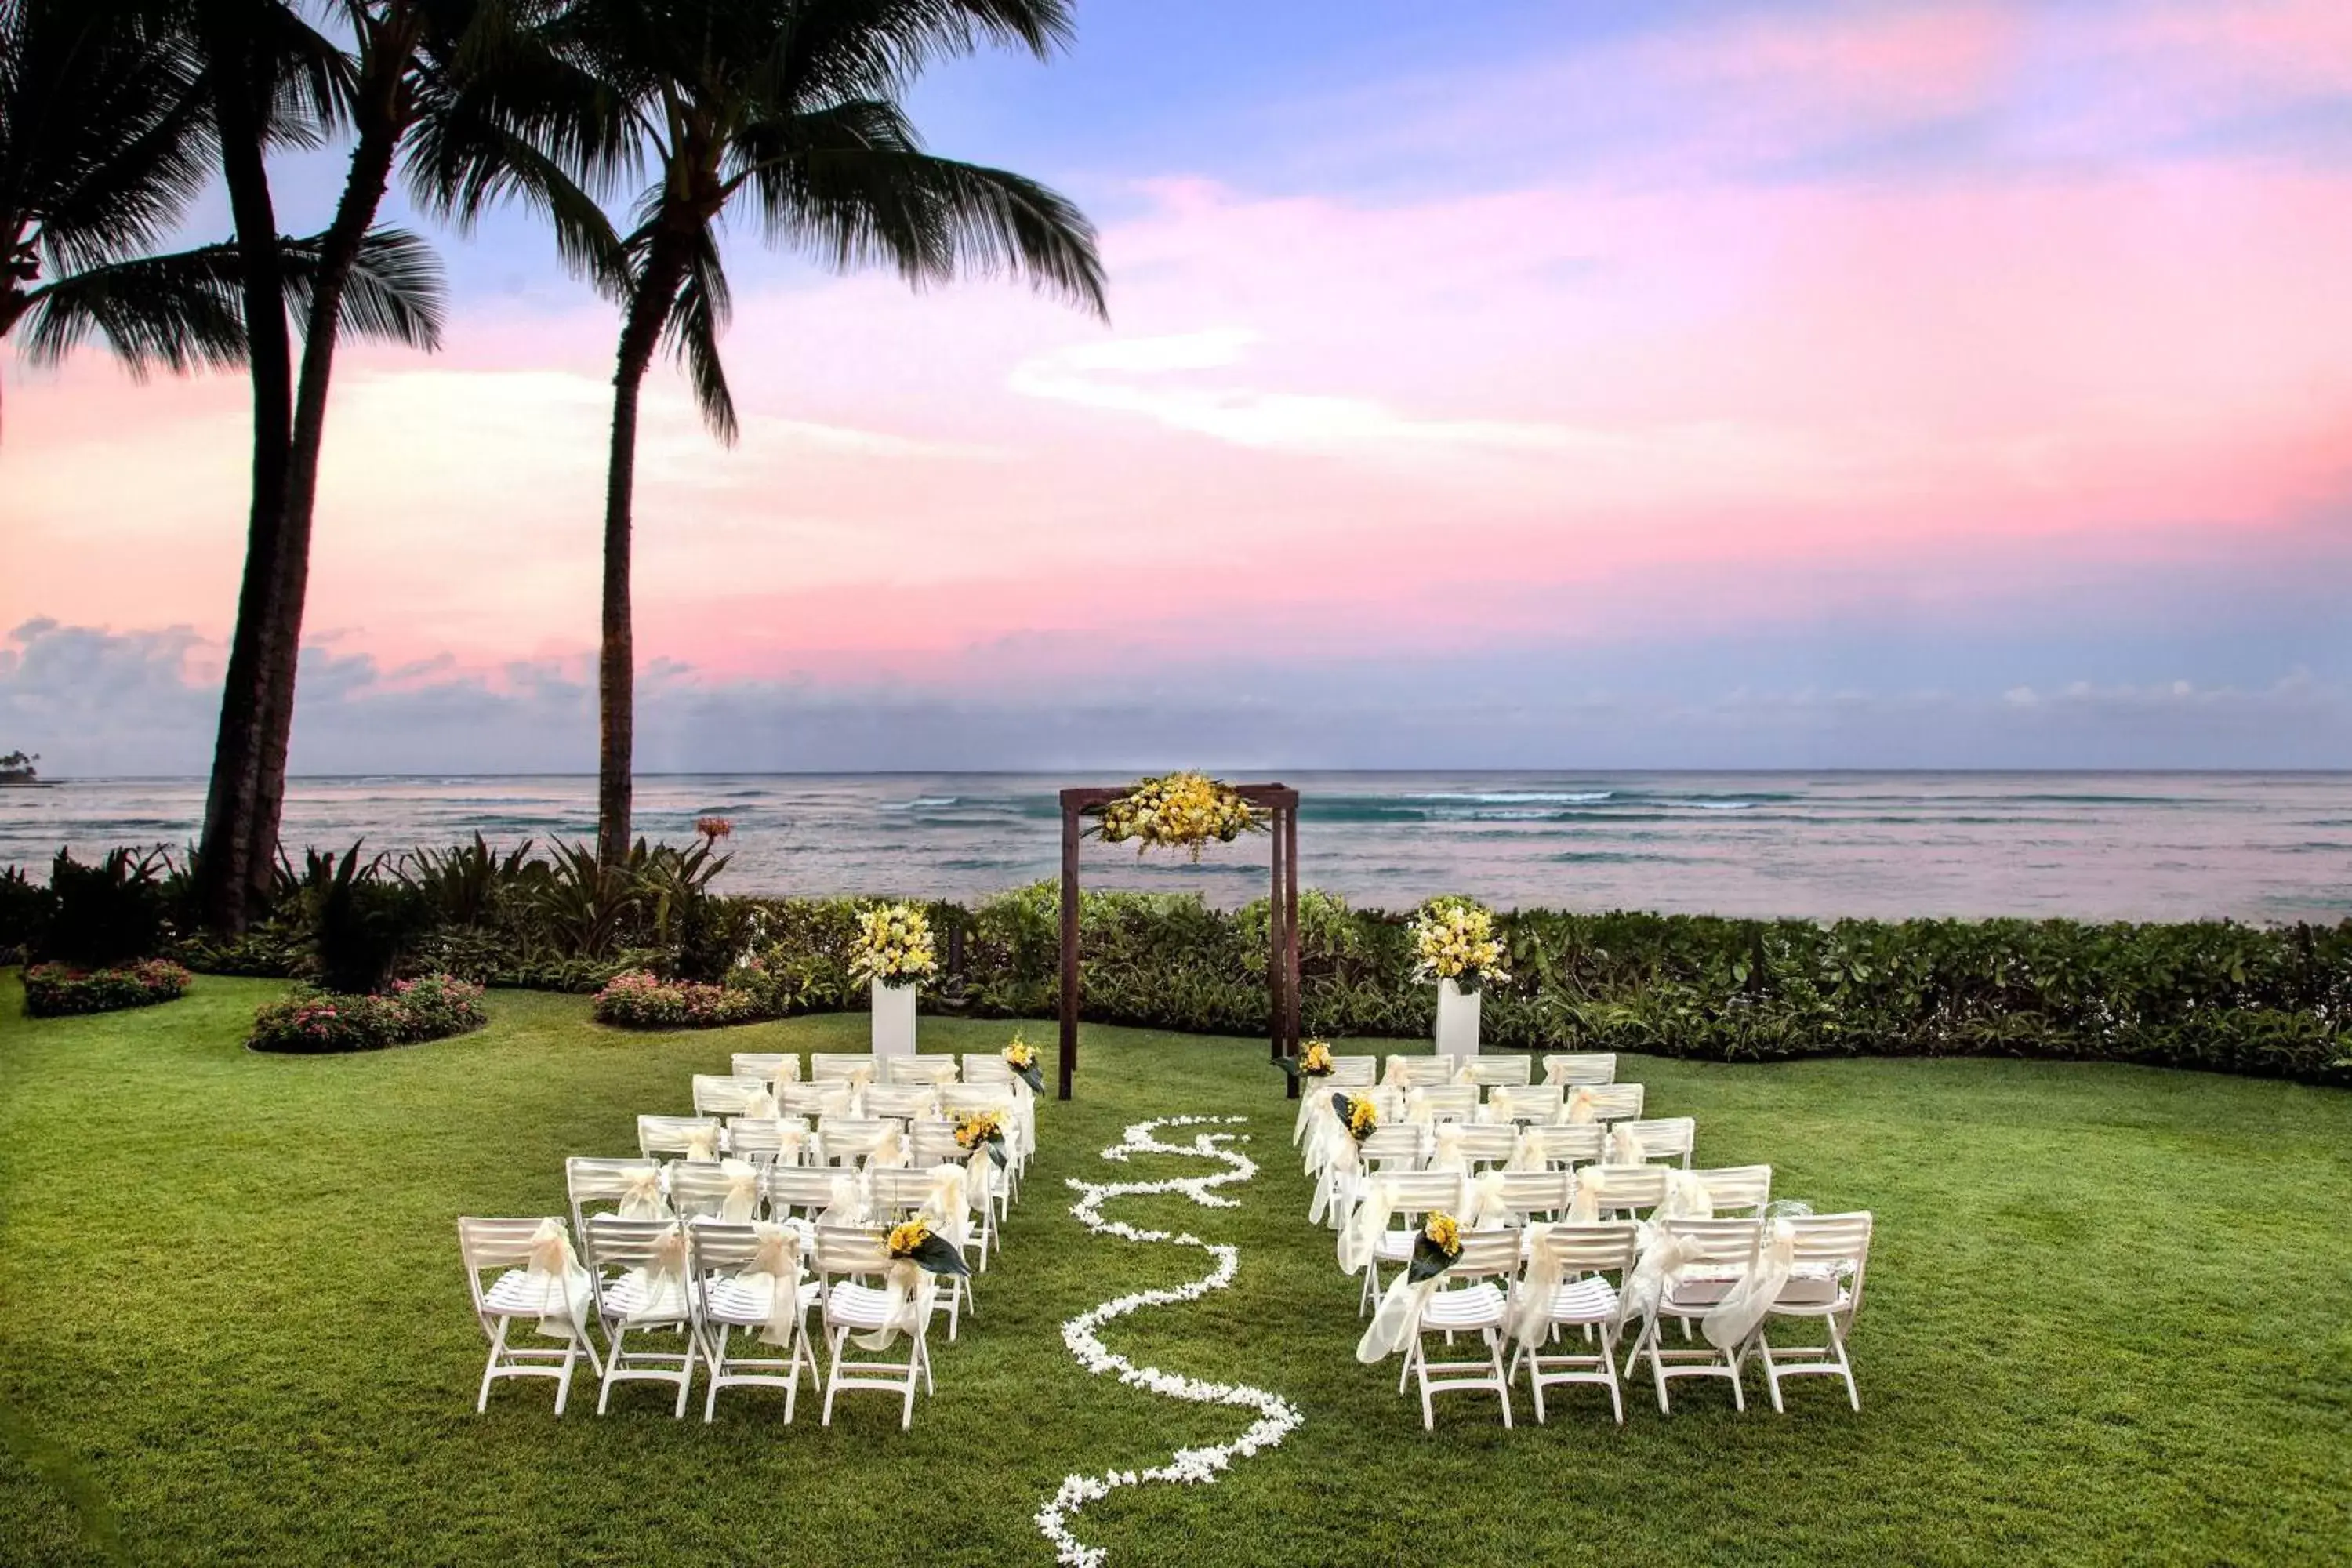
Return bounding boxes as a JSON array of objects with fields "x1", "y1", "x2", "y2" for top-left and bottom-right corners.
[
  {"x1": 662, "y1": 222, "x2": 737, "y2": 441},
  {"x1": 13, "y1": 243, "x2": 245, "y2": 374},
  {"x1": 284, "y1": 227, "x2": 448, "y2": 351}
]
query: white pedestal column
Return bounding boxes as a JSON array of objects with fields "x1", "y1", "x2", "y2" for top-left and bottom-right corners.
[
  {"x1": 872, "y1": 979, "x2": 918, "y2": 1058},
  {"x1": 1434, "y1": 977, "x2": 1482, "y2": 1058}
]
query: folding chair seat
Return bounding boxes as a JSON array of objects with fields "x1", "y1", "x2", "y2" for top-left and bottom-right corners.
[
  {"x1": 1622, "y1": 1116, "x2": 1697, "y2": 1168},
  {"x1": 670, "y1": 1159, "x2": 765, "y2": 1223},
  {"x1": 459, "y1": 1217, "x2": 603, "y2": 1414},
  {"x1": 1508, "y1": 1221, "x2": 1639, "y2": 1423},
  {"x1": 1525, "y1": 1124, "x2": 1604, "y2": 1169},
  {"x1": 566, "y1": 1156, "x2": 670, "y2": 1242},
  {"x1": 1693, "y1": 1165, "x2": 1772, "y2": 1216},
  {"x1": 1483, "y1": 1083, "x2": 1563, "y2": 1123},
  {"x1": 816, "y1": 1117, "x2": 903, "y2": 1167},
  {"x1": 1752, "y1": 1213, "x2": 1873, "y2": 1412},
  {"x1": 884, "y1": 1054, "x2": 959, "y2": 1086},
  {"x1": 691, "y1": 1074, "x2": 771, "y2": 1118},
  {"x1": 1570, "y1": 1163, "x2": 1668, "y2": 1221},
  {"x1": 1346, "y1": 1171, "x2": 1464, "y2": 1316},
  {"x1": 1542, "y1": 1052, "x2": 1617, "y2": 1087},
  {"x1": 814, "y1": 1225, "x2": 937, "y2": 1428},
  {"x1": 724, "y1": 1116, "x2": 811, "y2": 1167},
  {"x1": 1581, "y1": 1083, "x2": 1646, "y2": 1122},
  {"x1": 687, "y1": 1220, "x2": 818, "y2": 1421},
  {"x1": 1402, "y1": 1229, "x2": 1519, "y2": 1429},
  {"x1": 864, "y1": 1084, "x2": 941, "y2": 1123},
  {"x1": 731, "y1": 1051, "x2": 800, "y2": 1087},
  {"x1": 582, "y1": 1215, "x2": 697, "y2": 1417},
  {"x1": 810, "y1": 1052, "x2": 880, "y2": 1083},
  {"x1": 1631, "y1": 1217, "x2": 1764, "y2": 1413},
  {"x1": 638, "y1": 1115, "x2": 723, "y2": 1163},
  {"x1": 1384, "y1": 1055, "x2": 1457, "y2": 1088},
  {"x1": 1461, "y1": 1056, "x2": 1531, "y2": 1087}
]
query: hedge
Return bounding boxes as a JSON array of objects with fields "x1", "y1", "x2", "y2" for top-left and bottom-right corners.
[
  {"x1": 159, "y1": 884, "x2": 2350, "y2": 1086},
  {"x1": 247, "y1": 974, "x2": 487, "y2": 1054}
]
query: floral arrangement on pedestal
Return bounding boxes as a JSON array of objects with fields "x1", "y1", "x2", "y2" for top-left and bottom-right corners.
[
  {"x1": 850, "y1": 902, "x2": 939, "y2": 985},
  {"x1": 1003, "y1": 1033, "x2": 1045, "y2": 1091},
  {"x1": 1409, "y1": 895, "x2": 1509, "y2": 992},
  {"x1": 1086, "y1": 772, "x2": 1264, "y2": 862}
]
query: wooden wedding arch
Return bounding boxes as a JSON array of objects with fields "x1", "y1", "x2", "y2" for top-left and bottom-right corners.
[{"x1": 1054, "y1": 783, "x2": 1302, "y2": 1101}]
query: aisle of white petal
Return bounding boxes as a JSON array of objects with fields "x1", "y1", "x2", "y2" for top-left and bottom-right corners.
[{"x1": 1036, "y1": 1116, "x2": 1304, "y2": 1568}]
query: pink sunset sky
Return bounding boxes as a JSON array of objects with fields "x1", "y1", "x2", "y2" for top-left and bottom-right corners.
[{"x1": 3, "y1": 0, "x2": 2350, "y2": 771}]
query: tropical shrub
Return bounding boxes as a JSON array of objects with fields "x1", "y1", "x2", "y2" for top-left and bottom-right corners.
[
  {"x1": 592, "y1": 969, "x2": 764, "y2": 1028},
  {"x1": 247, "y1": 974, "x2": 485, "y2": 1053},
  {"x1": 23, "y1": 958, "x2": 191, "y2": 1016},
  {"x1": 0, "y1": 863, "x2": 53, "y2": 960},
  {"x1": 40, "y1": 848, "x2": 171, "y2": 966}
]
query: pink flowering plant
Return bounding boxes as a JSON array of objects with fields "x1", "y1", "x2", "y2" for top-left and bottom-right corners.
[
  {"x1": 248, "y1": 974, "x2": 486, "y2": 1053},
  {"x1": 593, "y1": 968, "x2": 764, "y2": 1029},
  {"x1": 23, "y1": 958, "x2": 191, "y2": 1017}
]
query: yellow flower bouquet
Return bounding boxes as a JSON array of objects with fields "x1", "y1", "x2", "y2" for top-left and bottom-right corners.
[
  {"x1": 885, "y1": 1217, "x2": 971, "y2": 1277},
  {"x1": 1001, "y1": 1033, "x2": 1045, "y2": 1092},
  {"x1": 1330, "y1": 1091, "x2": 1379, "y2": 1144},
  {"x1": 1409, "y1": 896, "x2": 1510, "y2": 992},
  {"x1": 1086, "y1": 771, "x2": 1265, "y2": 862},
  {"x1": 1408, "y1": 1210, "x2": 1464, "y2": 1283},
  {"x1": 1279, "y1": 1038, "x2": 1337, "y2": 1082},
  {"x1": 850, "y1": 902, "x2": 939, "y2": 986},
  {"x1": 953, "y1": 1108, "x2": 1008, "y2": 1167}
]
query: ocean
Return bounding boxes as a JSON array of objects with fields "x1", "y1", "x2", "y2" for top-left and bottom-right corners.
[{"x1": 3, "y1": 771, "x2": 2348, "y2": 924}]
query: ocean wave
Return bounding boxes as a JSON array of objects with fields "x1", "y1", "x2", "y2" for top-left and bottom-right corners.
[
  {"x1": 877, "y1": 796, "x2": 960, "y2": 811},
  {"x1": 1401, "y1": 790, "x2": 1615, "y2": 804}
]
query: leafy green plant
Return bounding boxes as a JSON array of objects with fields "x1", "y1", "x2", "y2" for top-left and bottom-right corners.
[
  {"x1": 307, "y1": 844, "x2": 432, "y2": 996},
  {"x1": 40, "y1": 848, "x2": 171, "y2": 967},
  {"x1": 22, "y1": 958, "x2": 191, "y2": 1016},
  {"x1": 248, "y1": 974, "x2": 485, "y2": 1053}
]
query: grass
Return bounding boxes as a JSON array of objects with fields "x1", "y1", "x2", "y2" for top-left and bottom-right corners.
[{"x1": 2, "y1": 971, "x2": 2348, "y2": 1567}]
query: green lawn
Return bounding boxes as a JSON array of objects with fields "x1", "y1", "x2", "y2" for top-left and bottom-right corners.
[{"x1": 2, "y1": 972, "x2": 2347, "y2": 1567}]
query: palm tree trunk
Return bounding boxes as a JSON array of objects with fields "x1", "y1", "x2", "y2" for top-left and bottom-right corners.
[
  {"x1": 241, "y1": 60, "x2": 408, "y2": 914},
  {"x1": 597, "y1": 241, "x2": 692, "y2": 865},
  {"x1": 193, "y1": 37, "x2": 296, "y2": 935}
]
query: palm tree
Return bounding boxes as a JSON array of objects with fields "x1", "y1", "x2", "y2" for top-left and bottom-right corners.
[{"x1": 434, "y1": 0, "x2": 1106, "y2": 862}]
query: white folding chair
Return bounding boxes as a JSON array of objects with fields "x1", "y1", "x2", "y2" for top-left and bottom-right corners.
[
  {"x1": 1632, "y1": 1216, "x2": 1762, "y2": 1413},
  {"x1": 458, "y1": 1217, "x2": 603, "y2": 1414},
  {"x1": 731, "y1": 1051, "x2": 800, "y2": 1086},
  {"x1": 1753, "y1": 1213, "x2": 1874, "y2": 1412},
  {"x1": 816, "y1": 1117, "x2": 902, "y2": 1167},
  {"x1": 868, "y1": 1166, "x2": 977, "y2": 1334},
  {"x1": 724, "y1": 1116, "x2": 810, "y2": 1167},
  {"x1": 1450, "y1": 1125, "x2": 1519, "y2": 1172},
  {"x1": 1492, "y1": 1170, "x2": 1573, "y2": 1226},
  {"x1": 1543, "y1": 1052, "x2": 1617, "y2": 1087},
  {"x1": 864, "y1": 1084, "x2": 940, "y2": 1123},
  {"x1": 1351, "y1": 1170, "x2": 1466, "y2": 1315},
  {"x1": 811, "y1": 1052, "x2": 879, "y2": 1083},
  {"x1": 687, "y1": 1220, "x2": 817, "y2": 1422},
  {"x1": 566, "y1": 1156, "x2": 670, "y2": 1243},
  {"x1": 1411, "y1": 1085, "x2": 1479, "y2": 1123},
  {"x1": 1573, "y1": 1163, "x2": 1668, "y2": 1221},
  {"x1": 1403, "y1": 1229, "x2": 1520, "y2": 1429},
  {"x1": 1483, "y1": 1083, "x2": 1563, "y2": 1123},
  {"x1": 1385, "y1": 1055, "x2": 1457, "y2": 1087},
  {"x1": 938, "y1": 1084, "x2": 1025, "y2": 1190},
  {"x1": 582, "y1": 1215, "x2": 696, "y2": 1417},
  {"x1": 775, "y1": 1082, "x2": 836, "y2": 1117},
  {"x1": 637, "y1": 1115, "x2": 723, "y2": 1163},
  {"x1": 670, "y1": 1160, "x2": 764, "y2": 1223},
  {"x1": 960, "y1": 1053, "x2": 1014, "y2": 1086},
  {"x1": 884, "y1": 1055, "x2": 960, "y2": 1086},
  {"x1": 768, "y1": 1165, "x2": 859, "y2": 1227},
  {"x1": 1582, "y1": 1083, "x2": 1646, "y2": 1122},
  {"x1": 1326, "y1": 1054, "x2": 1377, "y2": 1087},
  {"x1": 1508, "y1": 1221, "x2": 1639, "y2": 1423},
  {"x1": 1693, "y1": 1165, "x2": 1773, "y2": 1216},
  {"x1": 911, "y1": 1123, "x2": 1004, "y2": 1247},
  {"x1": 1525, "y1": 1124, "x2": 1604, "y2": 1170},
  {"x1": 814, "y1": 1225, "x2": 936, "y2": 1428},
  {"x1": 1623, "y1": 1116, "x2": 1696, "y2": 1168},
  {"x1": 1461, "y1": 1057, "x2": 1531, "y2": 1087},
  {"x1": 691, "y1": 1074, "x2": 770, "y2": 1117}
]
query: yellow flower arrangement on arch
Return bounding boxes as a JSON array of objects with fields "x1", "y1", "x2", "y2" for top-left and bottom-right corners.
[{"x1": 1087, "y1": 771, "x2": 1265, "y2": 862}]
